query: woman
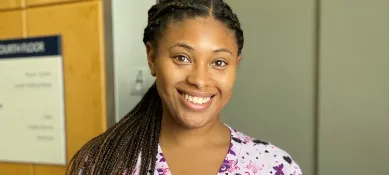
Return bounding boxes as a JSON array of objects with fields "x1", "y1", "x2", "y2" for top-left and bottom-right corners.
[{"x1": 67, "y1": 0, "x2": 302, "y2": 175}]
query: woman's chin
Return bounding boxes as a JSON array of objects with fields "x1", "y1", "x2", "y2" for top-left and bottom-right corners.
[
  {"x1": 162, "y1": 103, "x2": 220, "y2": 129},
  {"x1": 175, "y1": 114, "x2": 214, "y2": 129}
]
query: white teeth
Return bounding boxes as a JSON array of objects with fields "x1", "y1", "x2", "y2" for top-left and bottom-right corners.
[
  {"x1": 194, "y1": 97, "x2": 199, "y2": 103},
  {"x1": 183, "y1": 93, "x2": 211, "y2": 105}
]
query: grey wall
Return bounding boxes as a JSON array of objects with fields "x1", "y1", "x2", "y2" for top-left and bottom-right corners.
[
  {"x1": 318, "y1": 0, "x2": 389, "y2": 174},
  {"x1": 222, "y1": 1, "x2": 316, "y2": 175}
]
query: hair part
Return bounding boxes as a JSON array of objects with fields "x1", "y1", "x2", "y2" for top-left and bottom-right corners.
[{"x1": 66, "y1": 1, "x2": 243, "y2": 175}]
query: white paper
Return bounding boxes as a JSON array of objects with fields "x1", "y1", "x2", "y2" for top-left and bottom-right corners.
[{"x1": 0, "y1": 55, "x2": 66, "y2": 165}]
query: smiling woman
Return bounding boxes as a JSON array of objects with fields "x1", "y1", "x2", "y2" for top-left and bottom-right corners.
[
  {"x1": 66, "y1": 0, "x2": 302, "y2": 175},
  {"x1": 151, "y1": 16, "x2": 240, "y2": 130}
]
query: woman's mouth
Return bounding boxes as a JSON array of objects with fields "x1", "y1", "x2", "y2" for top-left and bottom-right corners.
[
  {"x1": 183, "y1": 93, "x2": 211, "y2": 105},
  {"x1": 177, "y1": 89, "x2": 215, "y2": 111}
]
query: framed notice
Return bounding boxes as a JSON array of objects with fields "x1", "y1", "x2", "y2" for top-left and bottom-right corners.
[{"x1": 0, "y1": 35, "x2": 66, "y2": 165}]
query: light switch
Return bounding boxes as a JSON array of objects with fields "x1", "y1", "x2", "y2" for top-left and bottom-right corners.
[{"x1": 129, "y1": 67, "x2": 155, "y2": 96}]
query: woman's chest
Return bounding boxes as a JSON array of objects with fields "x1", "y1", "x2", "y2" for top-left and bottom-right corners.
[
  {"x1": 153, "y1": 158, "x2": 275, "y2": 175},
  {"x1": 154, "y1": 147, "x2": 229, "y2": 175},
  {"x1": 150, "y1": 150, "x2": 277, "y2": 175}
]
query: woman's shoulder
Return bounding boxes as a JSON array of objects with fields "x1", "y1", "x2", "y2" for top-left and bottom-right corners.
[{"x1": 228, "y1": 127, "x2": 303, "y2": 175}]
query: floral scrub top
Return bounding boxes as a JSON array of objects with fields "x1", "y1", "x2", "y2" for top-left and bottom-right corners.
[{"x1": 81, "y1": 125, "x2": 303, "y2": 175}]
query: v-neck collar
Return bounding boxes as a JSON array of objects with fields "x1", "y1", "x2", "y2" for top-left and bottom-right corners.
[{"x1": 155, "y1": 124, "x2": 242, "y2": 175}]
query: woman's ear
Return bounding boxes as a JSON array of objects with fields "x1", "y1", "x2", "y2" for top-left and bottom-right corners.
[
  {"x1": 146, "y1": 42, "x2": 157, "y2": 77},
  {"x1": 236, "y1": 55, "x2": 242, "y2": 67}
]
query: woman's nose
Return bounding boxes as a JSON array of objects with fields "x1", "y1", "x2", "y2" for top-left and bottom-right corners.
[{"x1": 186, "y1": 64, "x2": 212, "y2": 89}]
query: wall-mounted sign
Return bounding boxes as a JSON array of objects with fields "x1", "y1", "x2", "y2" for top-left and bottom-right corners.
[{"x1": 0, "y1": 35, "x2": 66, "y2": 165}]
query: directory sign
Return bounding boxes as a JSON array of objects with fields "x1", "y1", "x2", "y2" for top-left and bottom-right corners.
[{"x1": 0, "y1": 35, "x2": 66, "y2": 165}]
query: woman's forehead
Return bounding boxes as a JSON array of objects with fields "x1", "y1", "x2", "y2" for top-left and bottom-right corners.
[{"x1": 159, "y1": 17, "x2": 238, "y2": 53}]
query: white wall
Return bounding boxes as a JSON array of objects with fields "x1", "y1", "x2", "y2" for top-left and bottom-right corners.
[{"x1": 111, "y1": 0, "x2": 156, "y2": 121}]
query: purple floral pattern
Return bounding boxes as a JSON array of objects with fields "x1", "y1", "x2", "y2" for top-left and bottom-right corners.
[
  {"x1": 218, "y1": 159, "x2": 231, "y2": 173},
  {"x1": 273, "y1": 163, "x2": 285, "y2": 175},
  {"x1": 158, "y1": 153, "x2": 166, "y2": 162},
  {"x1": 228, "y1": 143, "x2": 236, "y2": 156}
]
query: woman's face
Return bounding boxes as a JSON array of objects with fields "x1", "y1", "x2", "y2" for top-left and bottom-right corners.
[{"x1": 147, "y1": 17, "x2": 241, "y2": 129}]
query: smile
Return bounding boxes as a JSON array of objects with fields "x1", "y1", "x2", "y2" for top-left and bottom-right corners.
[
  {"x1": 177, "y1": 89, "x2": 215, "y2": 111},
  {"x1": 183, "y1": 94, "x2": 211, "y2": 104}
]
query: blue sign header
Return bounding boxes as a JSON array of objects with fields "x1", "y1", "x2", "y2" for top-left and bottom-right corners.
[{"x1": 0, "y1": 35, "x2": 61, "y2": 59}]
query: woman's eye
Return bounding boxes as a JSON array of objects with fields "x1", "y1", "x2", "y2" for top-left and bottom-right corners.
[
  {"x1": 213, "y1": 60, "x2": 227, "y2": 67},
  {"x1": 174, "y1": 55, "x2": 190, "y2": 63}
]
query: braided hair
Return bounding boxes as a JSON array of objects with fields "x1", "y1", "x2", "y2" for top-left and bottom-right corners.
[{"x1": 66, "y1": 0, "x2": 244, "y2": 174}]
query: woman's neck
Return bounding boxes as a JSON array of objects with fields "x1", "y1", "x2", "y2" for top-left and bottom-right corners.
[{"x1": 159, "y1": 112, "x2": 231, "y2": 148}]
